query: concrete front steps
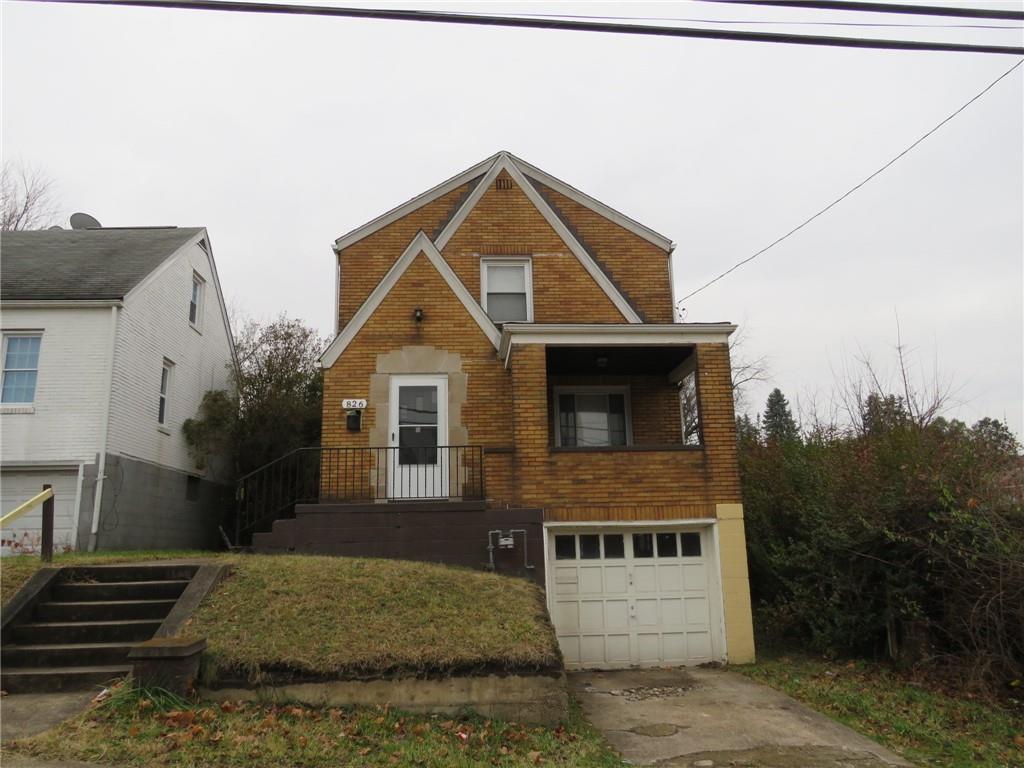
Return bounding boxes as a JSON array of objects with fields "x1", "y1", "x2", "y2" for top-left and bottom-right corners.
[{"x1": 1, "y1": 564, "x2": 198, "y2": 694}]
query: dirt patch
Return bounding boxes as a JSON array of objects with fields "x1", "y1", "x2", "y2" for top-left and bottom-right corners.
[{"x1": 657, "y1": 745, "x2": 902, "y2": 767}]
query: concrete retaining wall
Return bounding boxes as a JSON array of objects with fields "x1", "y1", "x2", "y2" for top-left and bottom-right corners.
[{"x1": 201, "y1": 672, "x2": 568, "y2": 726}]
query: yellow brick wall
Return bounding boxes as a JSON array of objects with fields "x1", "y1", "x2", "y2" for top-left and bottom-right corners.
[
  {"x1": 441, "y1": 171, "x2": 628, "y2": 323},
  {"x1": 534, "y1": 181, "x2": 674, "y2": 323},
  {"x1": 337, "y1": 179, "x2": 480, "y2": 329}
]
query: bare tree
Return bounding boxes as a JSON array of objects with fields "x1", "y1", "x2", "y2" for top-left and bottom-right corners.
[
  {"x1": 1, "y1": 162, "x2": 60, "y2": 231},
  {"x1": 729, "y1": 325, "x2": 769, "y2": 413}
]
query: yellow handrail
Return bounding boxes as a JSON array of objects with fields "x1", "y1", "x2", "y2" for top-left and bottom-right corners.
[{"x1": 0, "y1": 487, "x2": 54, "y2": 527}]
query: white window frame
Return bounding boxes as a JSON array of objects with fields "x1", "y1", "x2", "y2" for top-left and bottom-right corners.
[
  {"x1": 158, "y1": 359, "x2": 174, "y2": 429},
  {"x1": 1, "y1": 332, "x2": 43, "y2": 405},
  {"x1": 480, "y1": 256, "x2": 533, "y2": 323},
  {"x1": 189, "y1": 271, "x2": 205, "y2": 331},
  {"x1": 553, "y1": 385, "x2": 633, "y2": 448}
]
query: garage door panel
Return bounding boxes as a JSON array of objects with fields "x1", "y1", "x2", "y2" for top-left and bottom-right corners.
[
  {"x1": 685, "y1": 596, "x2": 710, "y2": 625},
  {"x1": 636, "y1": 633, "x2": 660, "y2": 662},
  {"x1": 660, "y1": 597, "x2": 685, "y2": 625},
  {"x1": 558, "y1": 636, "x2": 580, "y2": 665},
  {"x1": 549, "y1": 528, "x2": 720, "y2": 669},
  {"x1": 663, "y1": 633, "x2": 686, "y2": 662},
  {"x1": 687, "y1": 632, "x2": 712, "y2": 659},
  {"x1": 603, "y1": 565, "x2": 627, "y2": 593},
  {"x1": 579, "y1": 566, "x2": 604, "y2": 594},
  {"x1": 580, "y1": 635, "x2": 607, "y2": 664},
  {"x1": 605, "y1": 599, "x2": 629, "y2": 628},
  {"x1": 634, "y1": 565, "x2": 657, "y2": 592},
  {"x1": 606, "y1": 634, "x2": 630, "y2": 662},
  {"x1": 657, "y1": 564, "x2": 683, "y2": 591},
  {"x1": 635, "y1": 598, "x2": 659, "y2": 626},
  {"x1": 554, "y1": 567, "x2": 579, "y2": 595},
  {"x1": 554, "y1": 601, "x2": 579, "y2": 631},
  {"x1": 579, "y1": 600, "x2": 606, "y2": 630},
  {"x1": 682, "y1": 563, "x2": 707, "y2": 590}
]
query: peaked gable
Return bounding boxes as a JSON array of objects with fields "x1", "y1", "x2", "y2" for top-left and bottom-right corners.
[{"x1": 321, "y1": 232, "x2": 500, "y2": 368}]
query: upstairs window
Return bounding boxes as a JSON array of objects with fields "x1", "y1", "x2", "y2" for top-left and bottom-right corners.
[
  {"x1": 481, "y1": 258, "x2": 532, "y2": 323},
  {"x1": 555, "y1": 387, "x2": 632, "y2": 447},
  {"x1": 158, "y1": 360, "x2": 174, "y2": 426},
  {"x1": 1, "y1": 334, "x2": 42, "y2": 404},
  {"x1": 189, "y1": 272, "x2": 205, "y2": 329}
]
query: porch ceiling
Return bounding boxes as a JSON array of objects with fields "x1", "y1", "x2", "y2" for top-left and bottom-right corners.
[{"x1": 546, "y1": 345, "x2": 693, "y2": 376}]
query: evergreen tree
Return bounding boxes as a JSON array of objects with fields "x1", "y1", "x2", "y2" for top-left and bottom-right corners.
[{"x1": 762, "y1": 388, "x2": 799, "y2": 444}]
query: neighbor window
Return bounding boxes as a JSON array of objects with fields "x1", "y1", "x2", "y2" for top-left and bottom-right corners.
[
  {"x1": 481, "y1": 258, "x2": 532, "y2": 323},
  {"x1": 189, "y1": 272, "x2": 205, "y2": 329},
  {"x1": 1, "y1": 334, "x2": 42, "y2": 404},
  {"x1": 554, "y1": 388, "x2": 631, "y2": 447},
  {"x1": 158, "y1": 360, "x2": 173, "y2": 425}
]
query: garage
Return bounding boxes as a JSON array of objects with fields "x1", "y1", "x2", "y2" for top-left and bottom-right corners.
[
  {"x1": 547, "y1": 525, "x2": 724, "y2": 669},
  {"x1": 1, "y1": 469, "x2": 82, "y2": 553}
]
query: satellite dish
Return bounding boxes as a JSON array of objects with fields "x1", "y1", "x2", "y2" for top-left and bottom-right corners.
[{"x1": 70, "y1": 212, "x2": 102, "y2": 230}]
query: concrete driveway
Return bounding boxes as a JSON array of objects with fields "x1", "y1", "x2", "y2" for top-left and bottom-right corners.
[{"x1": 570, "y1": 667, "x2": 914, "y2": 767}]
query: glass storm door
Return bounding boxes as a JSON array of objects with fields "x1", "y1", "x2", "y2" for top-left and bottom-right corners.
[{"x1": 388, "y1": 376, "x2": 448, "y2": 499}]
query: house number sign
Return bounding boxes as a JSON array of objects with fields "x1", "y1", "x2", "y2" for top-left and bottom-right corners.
[{"x1": 342, "y1": 399, "x2": 367, "y2": 410}]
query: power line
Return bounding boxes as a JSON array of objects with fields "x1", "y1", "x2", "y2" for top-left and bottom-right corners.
[
  {"x1": 680, "y1": 58, "x2": 1024, "y2": 303},
  {"x1": 703, "y1": 0, "x2": 1024, "y2": 22},
  {"x1": 22, "y1": 0, "x2": 1024, "y2": 55},
  {"x1": 515, "y1": 11, "x2": 1023, "y2": 31}
]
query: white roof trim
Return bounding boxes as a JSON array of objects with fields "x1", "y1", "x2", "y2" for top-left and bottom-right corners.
[
  {"x1": 320, "y1": 231, "x2": 501, "y2": 368},
  {"x1": 499, "y1": 322, "x2": 736, "y2": 366},
  {"x1": 510, "y1": 152, "x2": 674, "y2": 252},
  {"x1": 0, "y1": 300, "x2": 123, "y2": 309},
  {"x1": 333, "y1": 153, "x2": 499, "y2": 252},
  {"x1": 436, "y1": 153, "x2": 644, "y2": 324}
]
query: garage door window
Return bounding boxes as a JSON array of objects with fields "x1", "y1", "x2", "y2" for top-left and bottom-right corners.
[
  {"x1": 657, "y1": 532, "x2": 678, "y2": 557},
  {"x1": 579, "y1": 534, "x2": 601, "y2": 559},
  {"x1": 681, "y1": 532, "x2": 702, "y2": 557},
  {"x1": 554, "y1": 535, "x2": 576, "y2": 560},
  {"x1": 632, "y1": 533, "x2": 654, "y2": 558},
  {"x1": 603, "y1": 534, "x2": 625, "y2": 558}
]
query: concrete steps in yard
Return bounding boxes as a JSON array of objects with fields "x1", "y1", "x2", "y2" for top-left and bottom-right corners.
[{"x1": 1, "y1": 563, "x2": 198, "y2": 694}]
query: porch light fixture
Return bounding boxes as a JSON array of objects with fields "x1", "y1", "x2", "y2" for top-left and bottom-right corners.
[
  {"x1": 414, "y1": 307, "x2": 424, "y2": 323},
  {"x1": 595, "y1": 355, "x2": 609, "y2": 369}
]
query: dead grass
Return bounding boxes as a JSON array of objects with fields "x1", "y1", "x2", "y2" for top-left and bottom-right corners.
[
  {"x1": 1, "y1": 550, "x2": 218, "y2": 606},
  {"x1": 181, "y1": 555, "x2": 561, "y2": 683}
]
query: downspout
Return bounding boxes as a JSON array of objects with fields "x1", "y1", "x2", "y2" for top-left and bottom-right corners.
[
  {"x1": 70, "y1": 462, "x2": 85, "y2": 550},
  {"x1": 88, "y1": 304, "x2": 119, "y2": 551}
]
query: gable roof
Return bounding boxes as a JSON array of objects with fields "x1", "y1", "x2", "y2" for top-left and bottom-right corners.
[
  {"x1": 320, "y1": 231, "x2": 501, "y2": 368},
  {"x1": 0, "y1": 227, "x2": 205, "y2": 301},
  {"x1": 333, "y1": 151, "x2": 674, "y2": 254}
]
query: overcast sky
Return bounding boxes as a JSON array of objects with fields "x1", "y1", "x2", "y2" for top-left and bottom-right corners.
[{"x1": 3, "y1": 1, "x2": 1022, "y2": 435}]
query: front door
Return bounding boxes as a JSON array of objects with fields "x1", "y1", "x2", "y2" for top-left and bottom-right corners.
[{"x1": 387, "y1": 376, "x2": 448, "y2": 499}]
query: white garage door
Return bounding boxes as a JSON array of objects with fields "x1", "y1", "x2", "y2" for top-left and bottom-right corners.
[
  {"x1": 1, "y1": 470, "x2": 80, "y2": 554},
  {"x1": 548, "y1": 526, "x2": 721, "y2": 669}
]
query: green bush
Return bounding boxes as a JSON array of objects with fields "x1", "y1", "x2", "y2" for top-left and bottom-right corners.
[{"x1": 741, "y1": 391, "x2": 1023, "y2": 689}]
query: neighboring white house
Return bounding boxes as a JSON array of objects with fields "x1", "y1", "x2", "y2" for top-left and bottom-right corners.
[{"x1": 0, "y1": 225, "x2": 236, "y2": 552}]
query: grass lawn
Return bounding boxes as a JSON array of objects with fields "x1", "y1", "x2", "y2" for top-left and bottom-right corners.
[
  {"x1": 1, "y1": 550, "x2": 220, "y2": 606},
  {"x1": 6, "y1": 685, "x2": 622, "y2": 768},
  {"x1": 739, "y1": 655, "x2": 1024, "y2": 768},
  {"x1": 182, "y1": 555, "x2": 561, "y2": 683}
]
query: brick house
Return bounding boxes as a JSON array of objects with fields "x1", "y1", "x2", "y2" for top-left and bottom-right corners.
[{"x1": 252, "y1": 152, "x2": 755, "y2": 668}]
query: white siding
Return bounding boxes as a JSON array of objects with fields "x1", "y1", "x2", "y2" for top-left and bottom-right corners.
[
  {"x1": 0, "y1": 306, "x2": 111, "y2": 465},
  {"x1": 1, "y1": 470, "x2": 79, "y2": 553},
  {"x1": 106, "y1": 241, "x2": 234, "y2": 475}
]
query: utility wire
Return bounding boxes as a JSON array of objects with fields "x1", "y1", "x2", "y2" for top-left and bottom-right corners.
[
  {"x1": 515, "y1": 11, "x2": 1023, "y2": 31},
  {"x1": 22, "y1": 0, "x2": 1024, "y2": 55},
  {"x1": 702, "y1": 0, "x2": 1024, "y2": 22},
  {"x1": 680, "y1": 58, "x2": 1024, "y2": 303}
]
